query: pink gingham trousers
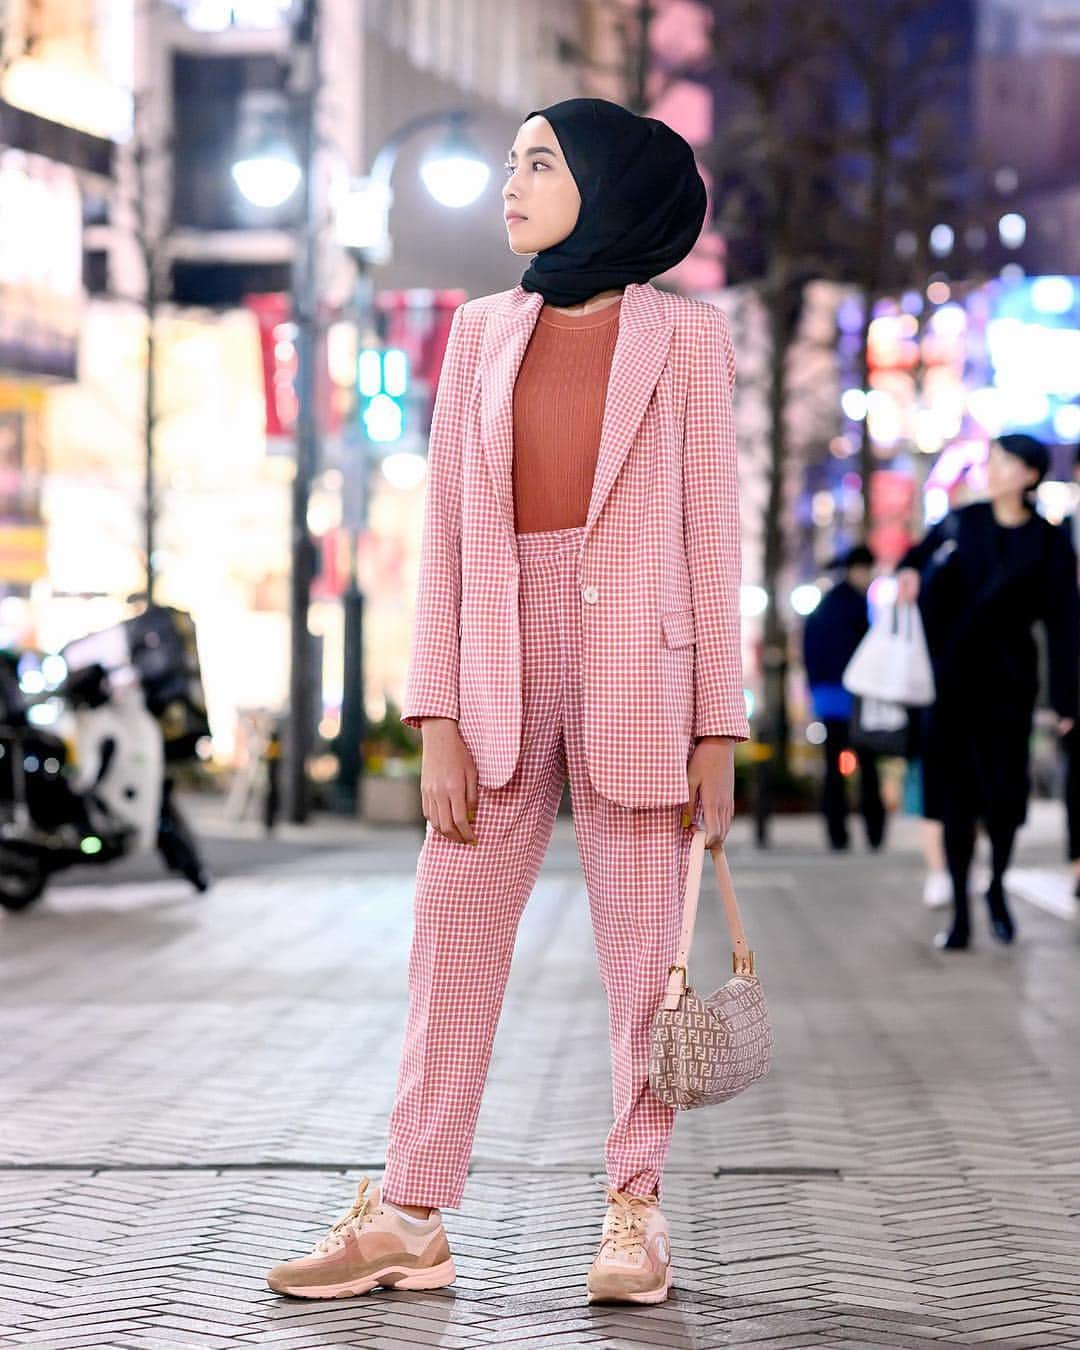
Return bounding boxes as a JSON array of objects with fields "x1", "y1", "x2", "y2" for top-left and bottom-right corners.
[{"x1": 382, "y1": 524, "x2": 700, "y2": 1210}]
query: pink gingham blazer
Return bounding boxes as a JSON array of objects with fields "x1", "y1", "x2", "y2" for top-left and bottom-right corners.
[{"x1": 401, "y1": 278, "x2": 749, "y2": 808}]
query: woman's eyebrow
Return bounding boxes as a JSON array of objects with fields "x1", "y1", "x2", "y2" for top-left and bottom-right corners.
[{"x1": 508, "y1": 145, "x2": 558, "y2": 160}]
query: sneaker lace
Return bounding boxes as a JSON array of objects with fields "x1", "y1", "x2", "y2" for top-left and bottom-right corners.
[
  {"x1": 598, "y1": 1181, "x2": 657, "y2": 1257},
  {"x1": 313, "y1": 1176, "x2": 376, "y2": 1254}
]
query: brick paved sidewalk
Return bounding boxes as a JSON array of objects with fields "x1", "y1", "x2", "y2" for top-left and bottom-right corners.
[{"x1": 2, "y1": 804, "x2": 1079, "y2": 1348}]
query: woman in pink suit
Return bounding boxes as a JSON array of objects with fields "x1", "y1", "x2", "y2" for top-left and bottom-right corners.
[{"x1": 268, "y1": 97, "x2": 749, "y2": 1307}]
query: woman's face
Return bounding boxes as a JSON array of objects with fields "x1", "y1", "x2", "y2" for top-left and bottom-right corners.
[
  {"x1": 987, "y1": 440, "x2": 1039, "y2": 502},
  {"x1": 502, "y1": 115, "x2": 581, "y2": 255}
]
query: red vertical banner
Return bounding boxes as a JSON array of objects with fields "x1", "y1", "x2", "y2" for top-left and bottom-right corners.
[
  {"x1": 868, "y1": 470, "x2": 918, "y2": 567},
  {"x1": 244, "y1": 293, "x2": 298, "y2": 452},
  {"x1": 244, "y1": 293, "x2": 345, "y2": 451}
]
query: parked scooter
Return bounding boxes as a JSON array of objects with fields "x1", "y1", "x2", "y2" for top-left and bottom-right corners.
[{"x1": 0, "y1": 613, "x2": 212, "y2": 912}]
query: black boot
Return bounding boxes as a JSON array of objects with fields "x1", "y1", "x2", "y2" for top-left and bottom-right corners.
[
  {"x1": 933, "y1": 923, "x2": 970, "y2": 951},
  {"x1": 985, "y1": 881, "x2": 1015, "y2": 944},
  {"x1": 934, "y1": 887, "x2": 971, "y2": 951}
]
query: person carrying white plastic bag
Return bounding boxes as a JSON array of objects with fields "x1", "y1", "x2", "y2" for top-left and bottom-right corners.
[{"x1": 843, "y1": 599, "x2": 936, "y2": 705}]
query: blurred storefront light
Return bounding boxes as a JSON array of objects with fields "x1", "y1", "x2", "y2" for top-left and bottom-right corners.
[
  {"x1": 994, "y1": 165, "x2": 1020, "y2": 195},
  {"x1": 1037, "y1": 479, "x2": 1076, "y2": 524},
  {"x1": 866, "y1": 389, "x2": 901, "y2": 449},
  {"x1": 791, "y1": 584, "x2": 822, "y2": 617},
  {"x1": 998, "y1": 212, "x2": 1027, "y2": 249},
  {"x1": 380, "y1": 451, "x2": 427, "y2": 492},
  {"x1": 894, "y1": 230, "x2": 918, "y2": 260},
  {"x1": 1030, "y1": 276, "x2": 1076, "y2": 315},
  {"x1": 173, "y1": 0, "x2": 292, "y2": 30},
  {"x1": 929, "y1": 303, "x2": 967, "y2": 338},
  {"x1": 841, "y1": 388, "x2": 868, "y2": 421},
  {"x1": 930, "y1": 224, "x2": 955, "y2": 257},
  {"x1": 740, "y1": 585, "x2": 769, "y2": 618},
  {"x1": 811, "y1": 490, "x2": 836, "y2": 526},
  {"x1": 1053, "y1": 404, "x2": 1080, "y2": 441}
]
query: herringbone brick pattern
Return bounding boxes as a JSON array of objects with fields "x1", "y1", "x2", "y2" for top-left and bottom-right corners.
[{"x1": 2, "y1": 819, "x2": 1079, "y2": 1347}]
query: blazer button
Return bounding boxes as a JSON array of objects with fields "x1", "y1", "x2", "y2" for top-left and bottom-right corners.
[{"x1": 582, "y1": 584, "x2": 599, "y2": 604}]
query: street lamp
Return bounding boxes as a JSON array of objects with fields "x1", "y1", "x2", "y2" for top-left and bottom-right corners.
[
  {"x1": 232, "y1": 93, "x2": 489, "y2": 820},
  {"x1": 227, "y1": 0, "x2": 321, "y2": 823},
  {"x1": 331, "y1": 110, "x2": 486, "y2": 816},
  {"x1": 230, "y1": 88, "x2": 302, "y2": 210},
  {"x1": 231, "y1": 149, "x2": 301, "y2": 209},
  {"x1": 419, "y1": 124, "x2": 490, "y2": 209},
  {"x1": 336, "y1": 111, "x2": 489, "y2": 262}
]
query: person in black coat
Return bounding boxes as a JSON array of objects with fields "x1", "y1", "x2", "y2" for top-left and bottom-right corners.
[
  {"x1": 1058, "y1": 452, "x2": 1080, "y2": 899},
  {"x1": 896, "y1": 433, "x2": 1079, "y2": 950},
  {"x1": 803, "y1": 545, "x2": 885, "y2": 851}
]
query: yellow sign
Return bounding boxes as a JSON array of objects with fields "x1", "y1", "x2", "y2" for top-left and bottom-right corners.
[
  {"x1": 0, "y1": 381, "x2": 47, "y2": 413},
  {"x1": 0, "y1": 523, "x2": 47, "y2": 583}
]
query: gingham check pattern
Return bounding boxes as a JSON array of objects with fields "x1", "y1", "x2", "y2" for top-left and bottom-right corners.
[
  {"x1": 384, "y1": 525, "x2": 702, "y2": 1209},
  {"x1": 401, "y1": 279, "x2": 749, "y2": 808}
]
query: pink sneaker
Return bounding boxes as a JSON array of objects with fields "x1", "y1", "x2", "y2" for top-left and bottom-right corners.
[
  {"x1": 586, "y1": 1184, "x2": 673, "y2": 1304},
  {"x1": 266, "y1": 1177, "x2": 456, "y2": 1298}
]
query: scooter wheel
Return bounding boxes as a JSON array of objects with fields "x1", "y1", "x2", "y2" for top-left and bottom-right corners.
[{"x1": 0, "y1": 855, "x2": 48, "y2": 911}]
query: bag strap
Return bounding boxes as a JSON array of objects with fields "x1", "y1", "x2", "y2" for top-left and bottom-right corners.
[{"x1": 661, "y1": 828, "x2": 754, "y2": 1010}]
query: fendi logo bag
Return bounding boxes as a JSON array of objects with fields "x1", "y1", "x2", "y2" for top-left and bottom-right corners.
[{"x1": 648, "y1": 828, "x2": 773, "y2": 1109}]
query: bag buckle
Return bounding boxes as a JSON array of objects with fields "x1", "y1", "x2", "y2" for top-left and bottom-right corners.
[{"x1": 733, "y1": 950, "x2": 755, "y2": 976}]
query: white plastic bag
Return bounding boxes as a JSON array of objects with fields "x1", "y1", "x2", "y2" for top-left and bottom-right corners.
[{"x1": 841, "y1": 602, "x2": 936, "y2": 707}]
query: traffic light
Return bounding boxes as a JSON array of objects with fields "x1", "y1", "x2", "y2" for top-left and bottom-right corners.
[{"x1": 357, "y1": 346, "x2": 408, "y2": 444}]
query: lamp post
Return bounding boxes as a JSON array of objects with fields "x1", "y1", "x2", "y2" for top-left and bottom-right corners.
[
  {"x1": 333, "y1": 111, "x2": 488, "y2": 816},
  {"x1": 232, "y1": 86, "x2": 488, "y2": 821},
  {"x1": 230, "y1": 0, "x2": 320, "y2": 823}
]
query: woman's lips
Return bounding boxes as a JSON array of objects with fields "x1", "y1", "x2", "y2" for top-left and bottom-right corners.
[{"x1": 505, "y1": 214, "x2": 527, "y2": 225}]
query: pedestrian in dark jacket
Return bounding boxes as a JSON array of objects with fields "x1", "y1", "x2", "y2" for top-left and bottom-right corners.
[
  {"x1": 803, "y1": 544, "x2": 885, "y2": 851},
  {"x1": 896, "y1": 434, "x2": 1079, "y2": 950},
  {"x1": 1058, "y1": 484, "x2": 1080, "y2": 899}
]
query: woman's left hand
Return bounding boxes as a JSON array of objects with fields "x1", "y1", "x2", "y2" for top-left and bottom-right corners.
[{"x1": 681, "y1": 736, "x2": 736, "y2": 847}]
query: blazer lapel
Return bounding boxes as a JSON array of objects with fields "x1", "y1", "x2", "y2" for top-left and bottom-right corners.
[
  {"x1": 477, "y1": 281, "x2": 674, "y2": 551},
  {"x1": 477, "y1": 286, "x2": 544, "y2": 554},
  {"x1": 585, "y1": 283, "x2": 673, "y2": 536}
]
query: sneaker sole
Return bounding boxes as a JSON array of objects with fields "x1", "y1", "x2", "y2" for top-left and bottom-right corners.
[
  {"x1": 268, "y1": 1256, "x2": 456, "y2": 1298},
  {"x1": 587, "y1": 1264, "x2": 673, "y2": 1305}
]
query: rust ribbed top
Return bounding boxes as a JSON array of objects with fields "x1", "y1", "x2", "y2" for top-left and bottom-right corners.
[{"x1": 511, "y1": 294, "x2": 622, "y2": 533}]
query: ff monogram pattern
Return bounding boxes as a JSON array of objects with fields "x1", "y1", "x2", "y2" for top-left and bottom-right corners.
[
  {"x1": 649, "y1": 975, "x2": 773, "y2": 1110},
  {"x1": 649, "y1": 830, "x2": 773, "y2": 1110},
  {"x1": 399, "y1": 279, "x2": 750, "y2": 807}
]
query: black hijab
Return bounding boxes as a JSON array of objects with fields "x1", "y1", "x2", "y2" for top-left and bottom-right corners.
[{"x1": 518, "y1": 97, "x2": 707, "y2": 308}]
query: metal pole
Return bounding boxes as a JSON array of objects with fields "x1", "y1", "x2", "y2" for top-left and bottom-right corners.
[
  {"x1": 145, "y1": 307, "x2": 156, "y2": 606},
  {"x1": 333, "y1": 258, "x2": 374, "y2": 815},
  {"x1": 285, "y1": 0, "x2": 319, "y2": 823}
]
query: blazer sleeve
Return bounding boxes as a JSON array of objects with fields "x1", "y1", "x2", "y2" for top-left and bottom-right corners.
[
  {"x1": 400, "y1": 303, "x2": 470, "y2": 729},
  {"x1": 683, "y1": 307, "x2": 750, "y2": 742}
]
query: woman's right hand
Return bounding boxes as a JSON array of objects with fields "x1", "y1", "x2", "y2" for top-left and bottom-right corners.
[
  {"x1": 419, "y1": 718, "x2": 479, "y2": 845},
  {"x1": 895, "y1": 567, "x2": 921, "y2": 604}
]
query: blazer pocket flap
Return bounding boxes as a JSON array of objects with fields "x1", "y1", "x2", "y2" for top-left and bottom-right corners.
[{"x1": 661, "y1": 609, "x2": 696, "y2": 649}]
